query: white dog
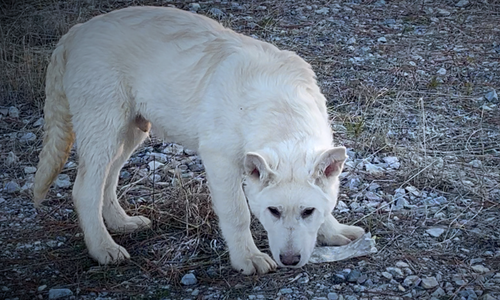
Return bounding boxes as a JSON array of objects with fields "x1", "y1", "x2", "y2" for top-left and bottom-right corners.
[{"x1": 33, "y1": 6, "x2": 365, "y2": 274}]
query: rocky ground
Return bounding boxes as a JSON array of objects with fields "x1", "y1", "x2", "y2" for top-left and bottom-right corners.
[{"x1": 1, "y1": 0, "x2": 499, "y2": 299}]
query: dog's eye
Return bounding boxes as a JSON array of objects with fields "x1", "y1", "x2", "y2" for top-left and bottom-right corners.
[
  {"x1": 301, "y1": 208, "x2": 315, "y2": 218},
  {"x1": 268, "y1": 207, "x2": 281, "y2": 218}
]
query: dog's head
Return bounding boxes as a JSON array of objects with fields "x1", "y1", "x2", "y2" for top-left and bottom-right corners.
[{"x1": 243, "y1": 147, "x2": 347, "y2": 268}]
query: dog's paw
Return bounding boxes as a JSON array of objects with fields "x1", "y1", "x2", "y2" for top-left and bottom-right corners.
[
  {"x1": 89, "y1": 243, "x2": 130, "y2": 264},
  {"x1": 231, "y1": 251, "x2": 277, "y2": 275},
  {"x1": 107, "y1": 216, "x2": 151, "y2": 233},
  {"x1": 318, "y1": 225, "x2": 365, "y2": 246}
]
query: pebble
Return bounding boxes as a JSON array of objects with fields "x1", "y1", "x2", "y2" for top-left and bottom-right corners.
[
  {"x1": 365, "y1": 163, "x2": 384, "y2": 175},
  {"x1": 208, "y1": 7, "x2": 224, "y2": 17},
  {"x1": 336, "y1": 200, "x2": 349, "y2": 213},
  {"x1": 455, "y1": 0, "x2": 469, "y2": 7},
  {"x1": 432, "y1": 287, "x2": 446, "y2": 297},
  {"x1": 382, "y1": 272, "x2": 393, "y2": 280},
  {"x1": 24, "y1": 166, "x2": 37, "y2": 174},
  {"x1": 120, "y1": 170, "x2": 131, "y2": 179},
  {"x1": 163, "y1": 144, "x2": 184, "y2": 156},
  {"x1": 328, "y1": 292, "x2": 340, "y2": 300},
  {"x1": 181, "y1": 273, "x2": 197, "y2": 285},
  {"x1": 280, "y1": 288, "x2": 293, "y2": 294},
  {"x1": 19, "y1": 132, "x2": 37, "y2": 143},
  {"x1": 365, "y1": 191, "x2": 382, "y2": 201},
  {"x1": 6, "y1": 151, "x2": 19, "y2": 165},
  {"x1": 403, "y1": 275, "x2": 421, "y2": 287},
  {"x1": 485, "y1": 90, "x2": 498, "y2": 102},
  {"x1": 396, "y1": 261, "x2": 410, "y2": 268},
  {"x1": 0, "y1": 198, "x2": 5, "y2": 204},
  {"x1": 38, "y1": 285, "x2": 47, "y2": 292},
  {"x1": 8, "y1": 106, "x2": 20, "y2": 118},
  {"x1": 189, "y1": 3, "x2": 201, "y2": 11},
  {"x1": 437, "y1": 8, "x2": 451, "y2": 16},
  {"x1": 148, "y1": 161, "x2": 164, "y2": 171},
  {"x1": 55, "y1": 174, "x2": 71, "y2": 188},
  {"x1": 386, "y1": 267, "x2": 405, "y2": 278},
  {"x1": 347, "y1": 37, "x2": 356, "y2": 45},
  {"x1": 426, "y1": 227, "x2": 446, "y2": 237},
  {"x1": 471, "y1": 265, "x2": 490, "y2": 273},
  {"x1": 33, "y1": 117, "x2": 44, "y2": 127},
  {"x1": 437, "y1": 68, "x2": 447, "y2": 75},
  {"x1": 421, "y1": 276, "x2": 439, "y2": 289},
  {"x1": 347, "y1": 269, "x2": 362, "y2": 282},
  {"x1": 469, "y1": 159, "x2": 482, "y2": 168},
  {"x1": 48, "y1": 288, "x2": 73, "y2": 299},
  {"x1": 4, "y1": 181, "x2": 20, "y2": 193},
  {"x1": 377, "y1": 36, "x2": 387, "y2": 43},
  {"x1": 315, "y1": 7, "x2": 329, "y2": 15}
]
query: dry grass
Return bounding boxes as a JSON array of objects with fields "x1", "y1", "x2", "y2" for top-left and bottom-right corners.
[{"x1": 1, "y1": 0, "x2": 500, "y2": 299}]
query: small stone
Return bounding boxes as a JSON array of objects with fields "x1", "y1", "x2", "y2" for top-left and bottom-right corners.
[
  {"x1": 469, "y1": 160, "x2": 482, "y2": 168},
  {"x1": 208, "y1": 7, "x2": 224, "y2": 17},
  {"x1": 280, "y1": 288, "x2": 293, "y2": 294},
  {"x1": 485, "y1": 90, "x2": 498, "y2": 102},
  {"x1": 396, "y1": 261, "x2": 409, "y2": 268},
  {"x1": 382, "y1": 272, "x2": 393, "y2": 280},
  {"x1": 336, "y1": 200, "x2": 349, "y2": 212},
  {"x1": 432, "y1": 287, "x2": 446, "y2": 297},
  {"x1": 365, "y1": 191, "x2": 382, "y2": 201},
  {"x1": 421, "y1": 276, "x2": 439, "y2": 289},
  {"x1": 405, "y1": 185, "x2": 420, "y2": 197},
  {"x1": 481, "y1": 294, "x2": 497, "y2": 300},
  {"x1": 148, "y1": 174, "x2": 161, "y2": 183},
  {"x1": 181, "y1": 273, "x2": 197, "y2": 285},
  {"x1": 24, "y1": 166, "x2": 37, "y2": 174},
  {"x1": 426, "y1": 227, "x2": 445, "y2": 237},
  {"x1": 471, "y1": 265, "x2": 490, "y2": 273},
  {"x1": 8, "y1": 106, "x2": 20, "y2": 118},
  {"x1": 328, "y1": 292, "x2": 340, "y2": 300},
  {"x1": 374, "y1": 0, "x2": 386, "y2": 6},
  {"x1": 349, "y1": 177, "x2": 362, "y2": 190},
  {"x1": 347, "y1": 269, "x2": 362, "y2": 282},
  {"x1": 120, "y1": 171, "x2": 131, "y2": 179},
  {"x1": 163, "y1": 144, "x2": 184, "y2": 156},
  {"x1": 455, "y1": 0, "x2": 469, "y2": 7},
  {"x1": 191, "y1": 289, "x2": 200, "y2": 296},
  {"x1": 437, "y1": 8, "x2": 451, "y2": 16},
  {"x1": 437, "y1": 68, "x2": 447, "y2": 75},
  {"x1": 403, "y1": 275, "x2": 421, "y2": 287},
  {"x1": 33, "y1": 117, "x2": 44, "y2": 127},
  {"x1": 0, "y1": 198, "x2": 5, "y2": 204},
  {"x1": 6, "y1": 151, "x2": 19, "y2": 165},
  {"x1": 189, "y1": 3, "x2": 201, "y2": 11},
  {"x1": 377, "y1": 36, "x2": 387, "y2": 43},
  {"x1": 55, "y1": 174, "x2": 71, "y2": 188},
  {"x1": 184, "y1": 148, "x2": 197, "y2": 155},
  {"x1": 19, "y1": 132, "x2": 37, "y2": 143},
  {"x1": 315, "y1": 7, "x2": 329, "y2": 15},
  {"x1": 48, "y1": 288, "x2": 73, "y2": 299},
  {"x1": 347, "y1": 37, "x2": 356, "y2": 45},
  {"x1": 148, "y1": 161, "x2": 164, "y2": 171},
  {"x1": 387, "y1": 267, "x2": 405, "y2": 278},
  {"x1": 4, "y1": 181, "x2": 20, "y2": 193},
  {"x1": 365, "y1": 163, "x2": 384, "y2": 175},
  {"x1": 38, "y1": 285, "x2": 47, "y2": 292}
]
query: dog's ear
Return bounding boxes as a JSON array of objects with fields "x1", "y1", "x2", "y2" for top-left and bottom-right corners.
[
  {"x1": 244, "y1": 152, "x2": 275, "y2": 184},
  {"x1": 312, "y1": 147, "x2": 347, "y2": 180}
]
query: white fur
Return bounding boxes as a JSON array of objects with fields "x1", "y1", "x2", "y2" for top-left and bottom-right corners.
[{"x1": 33, "y1": 6, "x2": 364, "y2": 274}]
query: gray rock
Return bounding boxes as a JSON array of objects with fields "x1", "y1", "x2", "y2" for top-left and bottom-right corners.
[
  {"x1": 5, "y1": 181, "x2": 20, "y2": 193},
  {"x1": 471, "y1": 265, "x2": 490, "y2": 273},
  {"x1": 432, "y1": 287, "x2": 446, "y2": 297},
  {"x1": 485, "y1": 90, "x2": 498, "y2": 102},
  {"x1": 469, "y1": 159, "x2": 482, "y2": 168},
  {"x1": 382, "y1": 272, "x2": 393, "y2": 280},
  {"x1": 437, "y1": 8, "x2": 451, "y2": 16},
  {"x1": 38, "y1": 285, "x2": 47, "y2": 292},
  {"x1": 365, "y1": 191, "x2": 382, "y2": 201},
  {"x1": 328, "y1": 292, "x2": 339, "y2": 300},
  {"x1": 33, "y1": 117, "x2": 44, "y2": 127},
  {"x1": 347, "y1": 37, "x2": 356, "y2": 45},
  {"x1": 163, "y1": 144, "x2": 184, "y2": 156},
  {"x1": 349, "y1": 177, "x2": 362, "y2": 190},
  {"x1": 365, "y1": 163, "x2": 384, "y2": 175},
  {"x1": 148, "y1": 174, "x2": 161, "y2": 182},
  {"x1": 24, "y1": 166, "x2": 37, "y2": 174},
  {"x1": 426, "y1": 227, "x2": 445, "y2": 237},
  {"x1": 184, "y1": 148, "x2": 197, "y2": 156},
  {"x1": 120, "y1": 171, "x2": 131, "y2": 179},
  {"x1": 189, "y1": 163, "x2": 205, "y2": 172},
  {"x1": 315, "y1": 7, "x2": 329, "y2": 15},
  {"x1": 403, "y1": 275, "x2": 421, "y2": 287},
  {"x1": 280, "y1": 288, "x2": 293, "y2": 294},
  {"x1": 452, "y1": 274, "x2": 468, "y2": 285},
  {"x1": 421, "y1": 276, "x2": 439, "y2": 289},
  {"x1": 386, "y1": 267, "x2": 405, "y2": 278},
  {"x1": 6, "y1": 151, "x2": 19, "y2": 166},
  {"x1": 456, "y1": 0, "x2": 469, "y2": 7},
  {"x1": 344, "y1": 296, "x2": 358, "y2": 300},
  {"x1": 374, "y1": 0, "x2": 386, "y2": 7},
  {"x1": 377, "y1": 36, "x2": 387, "y2": 43},
  {"x1": 0, "y1": 198, "x2": 5, "y2": 204},
  {"x1": 8, "y1": 106, "x2": 20, "y2": 118},
  {"x1": 208, "y1": 7, "x2": 224, "y2": 17},
  {"x1": 481, "y1": 294, "x2": 497, "y2": 300},
  {"x1": 188, "y1": 3, "x2": 201, "y2": 11},
  {"x1": 396, "y1": 261, "x2": 409, "y2": 268},
  {"x1": 48, "y1": 288, "x2": 73, "y2": 299},
  {"x1": 55, "y1": 174, "x2": 71, "y2": 188},
  {"x1": 19, "y1": 132, "x2": 36, "y2": 143},
  {"x1": 181, "y1": 273, "x2": 197, "y2": 285},
  {"x1": 347, "y1": 269, "x2": 362, "y2": 282},
  {"x1": 148, "y1": 161, "x2": 164, "y2": 171}
]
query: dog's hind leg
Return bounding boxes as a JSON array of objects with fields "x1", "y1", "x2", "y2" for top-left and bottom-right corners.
[
  {"x1": 102, "y1": 116, "x2": 151, "y2": 233},
  {"x1": 72, "y1": 112, "x2": 133, "y2": 264},
  {"x1": 317, "y1": 213, "x2": 365, "y2": 246}
]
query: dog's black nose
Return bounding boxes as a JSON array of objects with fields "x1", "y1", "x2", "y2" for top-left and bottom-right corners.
[{"x1": 280, "y1": 254, "x2": 301, "y2": 266}]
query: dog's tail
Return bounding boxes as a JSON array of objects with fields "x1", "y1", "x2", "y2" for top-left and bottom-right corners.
[{"x1": 33, "y1": 30, "x2": 77, "y2": 208}]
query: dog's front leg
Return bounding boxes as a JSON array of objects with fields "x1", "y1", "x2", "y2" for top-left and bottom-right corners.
[
  {"x1": 201, "y1": 153, "x2": 277, "y2": 275},
  {"x1": 317, "y1": 213, "x2": 365, "y2": 246}
]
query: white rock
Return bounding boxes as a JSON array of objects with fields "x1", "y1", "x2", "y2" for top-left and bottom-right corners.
[
  {"x1": 365, "y1": 191, "x2": 382, "y2": 201},
  {"x1": 347, "y1": 37, "x2": 356, "y2": 45},
  {"x1": 382, "y1": 272, "x2": 393, "y2": 279},
  {"x1": 437, "y1": 68, "x2": 447, "y2": 75},
  {"x1": 426, "y1": 227, "x2": 445, "y2": 237},
  {"x1": 148, "y1": 174, "x2": 161, "y2": 183},
  {"x1": 405, "y1": 186, "x2": 420, "y2": 197},
  {"x1": 455, "y1": 0, "x2": 469, "y2": 7},
  {"x1": 148, "y1": 152, "x2": 168, "y2": 163},
  {"x1": 19, "y1": 132, "x2": 36, "y2": 143},
  {"x1": 189, "y1": 3, "x2": 201, "y2": 11},
  {"x1": 163, "y1": 144, "x2": 184, "y2": 156},
  {"x1": 148, "y1": 161, "x2": 165, "y2": 171},
  {"x1": 471, "y1": 265, "x2": 490, "y2": 273},
  {"x1": 336, "y1": 201, "x2": 349, "y2": 213},
  {"x1": 377, "y1": 36, "x2": 387, "y2": 43},
  {"x1": 24, "y1": 166, "x2": 37, "y2": 174},
  {"x1": 396, "y1": 261, "x2": 409, "y2": 268},
  {"x1": 469, "y1": 159, "x2": 482, "y2": 168},
  {"x1": 55, "y1": 174, "x2": 71, "y2": 188},
  {"x1": 421, "y1": 276, "x2": 439, "y2": 289},
  {"x1": 365, "y1": 163, "x2": 384, "y2": 175}
]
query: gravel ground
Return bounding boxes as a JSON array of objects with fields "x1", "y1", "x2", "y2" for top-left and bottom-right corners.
[{"x1": 1, "y1": 0, "x2": 499, "y2": 299}]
